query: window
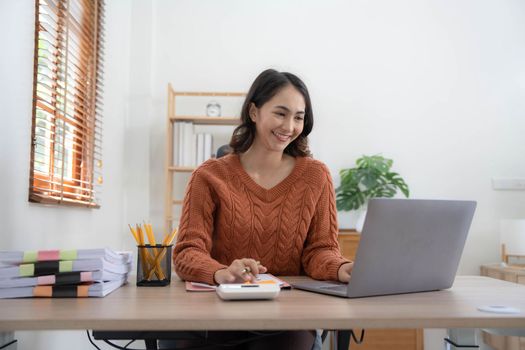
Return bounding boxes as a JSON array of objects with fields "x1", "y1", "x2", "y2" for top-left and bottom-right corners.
[{"x1": 29, "y1": 0, "x2": 105, "y2": 207}]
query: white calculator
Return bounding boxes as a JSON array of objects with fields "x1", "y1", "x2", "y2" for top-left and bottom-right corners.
[{"x1": 216, "y1": 283, "x2": 280, "y2": 300}]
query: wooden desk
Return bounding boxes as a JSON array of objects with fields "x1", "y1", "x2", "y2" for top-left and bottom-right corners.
[{"x1": 0, "y1": 276, "x2": 524, "y2": 332}]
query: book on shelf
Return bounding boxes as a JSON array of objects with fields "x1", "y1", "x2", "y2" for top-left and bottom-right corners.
[
  {"x1": 204, "y1": 133, "x2": 212, "y2": 160},
  {"x1": 196, "y1": 133, "x2": 204, "y2": 165},
  {"x1": 179, "y1": 122, "x2": 186, "y2": 166},
  {"x1": 173, "y1": 122, "x2": 180, "y2": 165},
  {"x1": 181, "y1": 122, "x2": 195, "y2": 167},
  {"x1": 194, "y1": 132, "x2": 213, "y2": 165},
  {"x1": 0, "y1": 278, "x2": 127, "y2": 299},
  {"x1": 174, "y1": 126, "x2": 214, "y2": 167},
  {"x1": 0, "y1": 270, "x2": 127, "y2": 289}
]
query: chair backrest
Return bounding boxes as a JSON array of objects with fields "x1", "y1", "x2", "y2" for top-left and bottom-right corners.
[{"x1": 216, "y1": 144, "x2": 232, "y2": 159}]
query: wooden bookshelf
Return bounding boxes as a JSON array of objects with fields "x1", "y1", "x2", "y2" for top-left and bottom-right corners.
[
  {"x1": 164, "y1": 84, "x2": 245, "y2": 234},
  {"x1": 170, "y1": 116, "x2": 240, "y2": 125},
  {"x1": 168, "y1": 166, "x2": 196, "y2": 172}
]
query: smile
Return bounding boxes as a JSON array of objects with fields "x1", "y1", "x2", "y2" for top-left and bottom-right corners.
[{"x1": 273, "y1": 131, "x2": 292, "y2": 142}]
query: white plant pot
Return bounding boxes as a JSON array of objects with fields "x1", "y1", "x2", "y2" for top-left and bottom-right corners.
[
  {"x1": 355, "y1": 209, "x2": 367, "y2": 233},
  {"x1": 337, "y1": 209, "x2": 367, "y2": 231},
  {"x1": 337, "y1": 211, "x2": 359, "y2": 229}
]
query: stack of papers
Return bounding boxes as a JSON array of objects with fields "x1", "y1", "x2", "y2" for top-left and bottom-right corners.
[{"x1": 0, "y1": 248, "x2": 132, "y2": 298}]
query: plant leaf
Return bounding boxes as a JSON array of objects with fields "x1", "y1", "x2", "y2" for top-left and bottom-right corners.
[{"x1": 337, "y1": 154, "x2": 409, "y2": 211}]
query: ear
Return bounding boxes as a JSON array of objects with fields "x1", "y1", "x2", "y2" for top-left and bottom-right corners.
[{"x1": 249, "y1": 103, "x2": 257, "y2": 122}]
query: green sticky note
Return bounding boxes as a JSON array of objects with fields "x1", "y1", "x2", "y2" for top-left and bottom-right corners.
[
  {"x1": 60, "y1": 250, "x2": 77, "y2": 261},
  {"x1": 59, "y1": 261, "x2": 73, "y2": 272},
  {"x1": 23, "y1": 251, "x2": 37, "y2": 263},
  {"x1": 19, "y1": 264, "x2": 35, "y2": 277}
]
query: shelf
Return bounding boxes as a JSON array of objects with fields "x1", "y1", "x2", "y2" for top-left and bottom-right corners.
[
  {"x1": 168, "y1": 166, "x2": 196, "y2": 172},
  {"x1": 165, "y1": 85, "x2": 246, "y2": 234},
  {"x1": 172, "y1": 91, "x2": 245, "y2": 97},
  {"x1": 170, "y1": 116, "x2": 240, "y2": 125}
]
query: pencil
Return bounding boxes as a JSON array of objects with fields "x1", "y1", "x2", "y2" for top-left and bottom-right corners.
[
  {"x1": 146, "y1": 228, "x2": 177, "y2": 280},
  {"x1": 128, "y1": 225, "x2": 140, "y2": 245}
]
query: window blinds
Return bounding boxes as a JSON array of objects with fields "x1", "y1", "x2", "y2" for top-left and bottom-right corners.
[{"x1": 29, "y1": 0, "x2": 105, "y2": 207}]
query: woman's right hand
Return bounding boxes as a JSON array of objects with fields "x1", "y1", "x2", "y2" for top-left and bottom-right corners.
[{"x1": 213, "y1": 258, "x2": 267, "y2": 284}]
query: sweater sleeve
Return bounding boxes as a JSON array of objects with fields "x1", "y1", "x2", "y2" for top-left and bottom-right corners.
[
  {"x1": 172, "y1": 166, "x2": 227, "y2": 285},
  {"x1": 301, "y1": 167, "x2": 350, "y2": 281}
]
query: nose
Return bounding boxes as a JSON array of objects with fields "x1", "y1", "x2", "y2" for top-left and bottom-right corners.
[{"x1": 282, "y1": 116, "x2": 294, "y2": 132}]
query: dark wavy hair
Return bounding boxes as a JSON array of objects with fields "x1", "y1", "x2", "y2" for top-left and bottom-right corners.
[{"x1": 229, "y1": 69, "x2": 313, "y2": 157}]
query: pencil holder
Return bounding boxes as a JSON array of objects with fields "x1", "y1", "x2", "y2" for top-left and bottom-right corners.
[{"x1": 136, "y1": 244, "x2": 173, "y2": 286}]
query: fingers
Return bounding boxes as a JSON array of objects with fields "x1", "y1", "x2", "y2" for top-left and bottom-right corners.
[
  {"x1": 229, "y1": 258, "x2": 267, "y2": 283},
  {"x1": 338, "y1": 262, "x2": 353, "y2": 283},
  {"x1": 214, "y1": 268, "x2": 236, "y2": 284},
  {"x1": 242, "y1": 259, "x2": 261, "y2": 276},
  {"x1": 213, "y1": 259, "x2": 270, "y2": 285},
  {"x1": 238, "y1": 259, "x2": 257, "y2": 282}
]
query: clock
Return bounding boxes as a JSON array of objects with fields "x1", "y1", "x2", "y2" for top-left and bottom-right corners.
[{"x1": 206, "y1": 101, "x2": 221, "y2": 117}]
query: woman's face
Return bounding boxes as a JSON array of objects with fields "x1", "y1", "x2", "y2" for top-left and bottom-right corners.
[{"x1": 250, "y1": 84, "x2": 305, "y2": 154}]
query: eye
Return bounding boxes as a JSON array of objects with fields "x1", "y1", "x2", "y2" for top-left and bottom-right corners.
[
  {"x1": 295, "y1": 115, "x2": 304, "y2": 121},
  {"x1": 274, "y1": 112, "x2": 286, "y2": 117}
]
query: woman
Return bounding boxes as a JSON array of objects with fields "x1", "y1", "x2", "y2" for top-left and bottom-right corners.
[{"x1": 169, "y1": 69, "x2": 353, "y2": 350}]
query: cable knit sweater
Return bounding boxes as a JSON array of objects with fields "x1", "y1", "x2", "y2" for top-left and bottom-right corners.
[{"x1": 173, "y1": 153, "x2": 349, "y2": 285}]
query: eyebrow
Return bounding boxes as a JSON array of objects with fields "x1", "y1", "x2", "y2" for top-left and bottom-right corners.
[{"x1": 274, "y1": 105, "x2": 305, "y2": 115}]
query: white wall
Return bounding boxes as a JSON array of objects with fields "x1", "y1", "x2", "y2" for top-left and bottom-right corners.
[{"x1": 0, "y1": 1, "x2": 133, "y2": 349}]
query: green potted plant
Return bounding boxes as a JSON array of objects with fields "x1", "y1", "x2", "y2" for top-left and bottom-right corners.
[{"x1": 336, "y1": 155, "x2": 409, "y2": 231}]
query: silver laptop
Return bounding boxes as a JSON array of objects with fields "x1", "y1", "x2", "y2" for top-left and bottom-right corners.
[{"x1": 292, "y1": 198, "x2": 476, "y2": 298}]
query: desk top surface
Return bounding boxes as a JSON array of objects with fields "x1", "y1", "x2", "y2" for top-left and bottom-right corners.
[{"x1": 1, "y1": 276, "x2": 524, "y2": 331}]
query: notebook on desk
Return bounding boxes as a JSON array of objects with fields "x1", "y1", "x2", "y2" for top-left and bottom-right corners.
[{"x1": 292, "y1": 198, "x2": 476, "y2": 298}]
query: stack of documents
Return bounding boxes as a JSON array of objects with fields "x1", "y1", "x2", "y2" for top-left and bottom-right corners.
[{"x1": 0, "y1": 248, "x2": 132, "y2": 298}]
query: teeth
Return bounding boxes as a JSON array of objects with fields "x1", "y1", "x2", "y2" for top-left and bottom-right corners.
[{"x1": 273, "y1": 131, "x2": 291, "y2": 141}]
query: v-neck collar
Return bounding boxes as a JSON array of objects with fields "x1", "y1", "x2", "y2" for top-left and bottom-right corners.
[{"x1": 230, "y1": 153, "x2": 307, "y2": 201}]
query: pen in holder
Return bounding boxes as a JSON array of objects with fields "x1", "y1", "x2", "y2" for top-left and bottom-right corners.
[{"x1": 136, "y1": 244, "x2": 173, "y2": 286}]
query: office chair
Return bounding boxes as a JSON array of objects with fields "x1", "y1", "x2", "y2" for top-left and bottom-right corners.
[{"x1": 215, "y1": 144, "x2": 232, "y2": 158}]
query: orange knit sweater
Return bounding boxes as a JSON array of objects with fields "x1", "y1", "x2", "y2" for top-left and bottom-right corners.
[{"x1": 173, "y1": 153, "x2": 349, "y2": 285}]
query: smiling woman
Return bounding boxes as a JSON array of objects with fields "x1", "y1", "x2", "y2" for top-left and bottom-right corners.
[
  {"x1": 28, "y1": 0, "x2": 105, "y2": 208},
  {"x1": 166, "y1": 69, "x2": 353, "y2": 349}
]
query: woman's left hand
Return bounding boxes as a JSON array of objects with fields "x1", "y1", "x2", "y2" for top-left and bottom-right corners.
[{"x1": 337, "y1": 262, "x2": 354, "y2": 283}]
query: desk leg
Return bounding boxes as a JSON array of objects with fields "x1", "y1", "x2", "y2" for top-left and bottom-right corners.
[
  {"x1": 338, "y1": 331, "x2": 351, "y2": 350},
  {"x1": 144, "y1": 338, "x2": 158, "y2": 350},
  {"x1": 331, "y1": 331, "x2": 350, "y2": 350}
]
